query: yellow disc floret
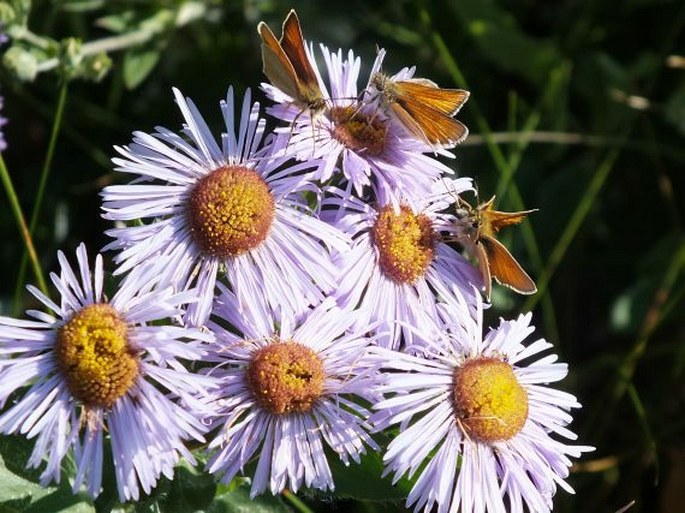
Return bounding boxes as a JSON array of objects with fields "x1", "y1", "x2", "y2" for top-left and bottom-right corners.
[
  {"x1": 453, "y1": 357, "x2": 528, "y2": 443},
  {"x1": 56, "y1": 303, "x2": 138, "y2": 408},
  {"x1": 246, "y1": 340, "x2": 325, "y2": 415},
  {"x1": 187, "y1": 165, "x2": 275, "y2": 258},
  {"x1": 371, "y1": 204, "x2": 436, "y2": 284}
]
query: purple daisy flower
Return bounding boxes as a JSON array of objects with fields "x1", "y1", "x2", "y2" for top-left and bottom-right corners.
[
  {"x1": 369, "y1": 290, "x2": 594, "y2": 513},
  {"x1": 321, "y1": 177, "x2": 482, "y2": 350},
  {"x1": 264, "y1": 46, "x2": 457, "y2": 204},
  {"x1": 101, "y1": 87, "x2": 348, "y2": 327},
  {"x1": 0, "y1": 94, "x2": 6, "y2": 152},
  {"x1": 0, "y1": 244, "x2": 216, "y2": 502},
  {"x1": 0, "y1": 25, "x2": 7, "y2": 153},
  {"x1": 204, "y1": 285, "x2": 381, "y2": 497}
]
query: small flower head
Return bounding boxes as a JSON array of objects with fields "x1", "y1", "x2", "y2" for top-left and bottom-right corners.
[
  {"x1": 371, "y1": 203, "x2": 437, "y2": 284},
  {"x1": 0, "y1": 95, "x2": 6, "y2": 152},
  {"x1": 267, "y1": 46, "x2": 457, "y2": 203},
  {"x1": 246, "y1": 340, "x2": 325, "y2": 414},
  {"x1": 370, "y1": 290, "x2": 594, "y2": 513},
  {"x1": 452, "y1": 356, "x2": 528, "y2": 443},
  {"x1": 204, "y1": 287, "x2": 381, "y2": 497},
  {"x1": 0, "y1": 244, "x2": 216, "y2": 502},
  {"x1": 186, "y1": 164, "x2": 275, "y2": 257},
  {"x1": 0, "y1": 27, "x2": 7, "y2": 151},
  {"x1": 322, "y1": 178, "x2": 481, "y2": 350},
  {"x1": 101, "y1": 87, "x2": 348, "y2": 327}
]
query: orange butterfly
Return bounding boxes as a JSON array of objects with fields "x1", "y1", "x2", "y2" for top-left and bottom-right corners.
[
  {"x1": 369, "y1": 72, "x2": 469, "y2": 147},
  {"x1": 257, "y1": 10, "x2": 327, "y2": 118},
  {"x1": 454, "y1": 195, "x2": 537, "y2": 301}
]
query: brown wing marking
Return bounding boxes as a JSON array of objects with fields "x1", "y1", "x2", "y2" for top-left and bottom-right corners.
[
  {"x1": 394, "y1": 95, "x2": 469, "y2": 146},
  {"x1": 395, "y1": 80, "x2": 469, "y2": 115},
  {"x1": 257, "y1": 20, "x2": 300, "y2": 100},
  {"x1": 279, "y1": 10, "x2": 322, "y2": 97},
  {"x1": 479, "y1": 236, "x2": 537, "y2": 295},
  {"x1": 475, "y1": 241, "x2": 493, "y2": 301}
]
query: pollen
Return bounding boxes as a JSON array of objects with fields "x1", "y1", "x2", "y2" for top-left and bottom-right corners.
[
  {"x1": 55, "y1": 303, "x2": 138, "y2": 408},
  {"x1": 187, "y1": 165, "x2": 275, "y2": 258},
  {"x1": 452, "y1": 357, "x2": 528, "y2": 443},
  {"x1": 246, "y1": 340, "x2": 325, "y2": 415},
  {"x1": 371, "y1": 204, "x2": 436, "y2": 284},
  {"x1": 328, "y1": 105, "x2": 388, "y2": 156}
]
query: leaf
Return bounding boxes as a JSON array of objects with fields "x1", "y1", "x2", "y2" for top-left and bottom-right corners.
[
  {"x1": 156, "y1": 462, "x2": 217, "y2": 513},
  {"x1": 320, "y1": 446, "x2": 413, "y2": 502},
  {"x1": 207, "y1": 484, "x2": 292, "y2": 513},
  {"x1": 123, "y1": 47, "x2": 161, "y2": 90},
  {"x1": 0, "y1": 436, "x2": 94, "y2": 513}
]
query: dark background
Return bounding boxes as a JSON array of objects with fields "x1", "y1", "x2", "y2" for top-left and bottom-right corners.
[{"x1": 1, "y1": 1, "x2": 684, "y2": 512}]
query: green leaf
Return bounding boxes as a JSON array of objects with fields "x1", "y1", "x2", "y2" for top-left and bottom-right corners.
[
  {"x1": 322, "y1": 446, "x2": 413, "y2": 502},
  {"x1": 0, "y1": 436, "x2": 94, "y2": 513},
  {"x1": 156, "y1": 462, "x2": 217, "y2": 513},
  {"x1": 123, "y1": 47, "x2": 161, "y2": 89},
  {"x1": 207, "y1": 484, "x2": 292, "y2": 513}
]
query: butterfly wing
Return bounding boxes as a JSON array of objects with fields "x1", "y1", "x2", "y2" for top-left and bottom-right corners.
[
  {"x1": 479, "y1": 236, "x2": 537, "y2": 295},
  {"x1": 474, "y1": 241, "x2": 494, "y2": 301},
  {"x1": 392, "y1": 95, "x2": 469, "y2": 146},
  {"x1": 279, "y1": 10, "x2": 323, "y2": 103},
  {"x1": 396, "y1": 79, "x2": 469, "y2": 115},
  {"x1": 258, "y1": 19, "x2": 301, "y2": 100},
  {"x1": 478, "y1": 196, "x2": 537, "y2": 236},
  {"x1": 258, "y1": 10, "x2": 324, "y2": 110}
]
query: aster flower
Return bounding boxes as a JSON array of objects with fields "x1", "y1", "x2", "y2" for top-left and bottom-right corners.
[
  {"x1": 369, "y1": 289, "x2": 594, "y2": 513},
  {"x1": 0, "y1": 94, "x2": 6, "y2": 152},
  {"x1": 101, "y1": 86, "x2": 349, "y2": 328},
  {"x1": 0, "y1": 244, "x2": 216, "y2": 502},
  {"x1": 0, "y1": 27, "x2": 7, "y2": 152},
  {"x1": 321, "y1": 177, "x2": 482, "y2": 350},
  {"x1": 204, "y1": 285, "x2": 381, "y2": 497},
  {"x1": 264, "y1": 46, "x2": 457, "y2": 204}
]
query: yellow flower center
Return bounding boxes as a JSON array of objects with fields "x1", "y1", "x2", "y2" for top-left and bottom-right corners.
[
  {"x1": 452, "y1": 357, "x2": 528, "y2": 443},
  {"x1": 56, "y1": 303, "x2": 138, "y2": 408},
  {"x1": 371, "y1": 204, "x2": 436, "y2": 284},
  {"x1": 328, "y1": 105, "x2": 388, "y2": 156},
  {"x1": 187, "y1": 165, "x2": 275, "y2": 258},
  {"x1": 246, "y1": 340, "x2": 325, "y2": 415}
]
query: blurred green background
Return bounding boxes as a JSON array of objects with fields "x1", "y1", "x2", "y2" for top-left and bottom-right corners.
[{"x1": 1, "y1": 0, "x2": 684, "y2": 512}]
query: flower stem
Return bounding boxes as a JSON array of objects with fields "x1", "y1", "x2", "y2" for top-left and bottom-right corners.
[
  {"x1": 281, "y1": 489, "x2": 314, "y2": 513},
  {"x1": 0, "y1": 153, "x2": 49, "y2": 298},
  {"x1": 11, "y1": 80, "x2": 68, "y2": 311}
]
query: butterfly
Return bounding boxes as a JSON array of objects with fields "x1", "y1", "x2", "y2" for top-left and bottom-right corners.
[
  {"x1": 257, "y1": 9, "x2": 327, "y2": 118},
  {"x1": 453, "y1": 195, "x2": 537, "y2": 300},
  {"x1": 368, "y1": 71, "x2": 469, "y2": 147}
]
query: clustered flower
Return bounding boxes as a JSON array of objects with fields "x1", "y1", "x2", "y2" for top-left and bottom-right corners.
[
  {"x1": 0, "y1": 9, "x2": 592, "y2": 512},
  {"x1": 0, "y1": 27, "x2": 8, "y2": 152}
]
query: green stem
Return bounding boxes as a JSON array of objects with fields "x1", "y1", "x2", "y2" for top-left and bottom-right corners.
[
  {"x1": 12, "y1": 80, "x2": 68, "y2": 313},
  {"x1": 281, "y1": 489, "x2": 314, "y2": 513},
  {"x1": 0, "y1": 153, "x2": 49, "y2": 297}
]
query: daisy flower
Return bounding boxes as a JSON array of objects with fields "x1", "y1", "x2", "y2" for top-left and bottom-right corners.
[
  {"x1": 204, "y1": 285, "x2": 381, "y2": 497},
  {"x1": 0, "y1": 244, "x2": 216, "y2": 502},
  {"x1": 0, "y1": 94, "x2": 6, "y2": 152},
  {"x1": 264, "y1": 46, "x2": 457, "y2": 204},
  {"x1": 101, "y1": 86, "x2": 348, "y2": 328},
  {"x1": 321, "y1": 177, "x2": 482, "y2": 350},
  {"x1": 0, "y1": 27, "x2": 7, "y2": 152},
  {"x1": 370, "y1": 289, "x2": 594, "y2": 513}
]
